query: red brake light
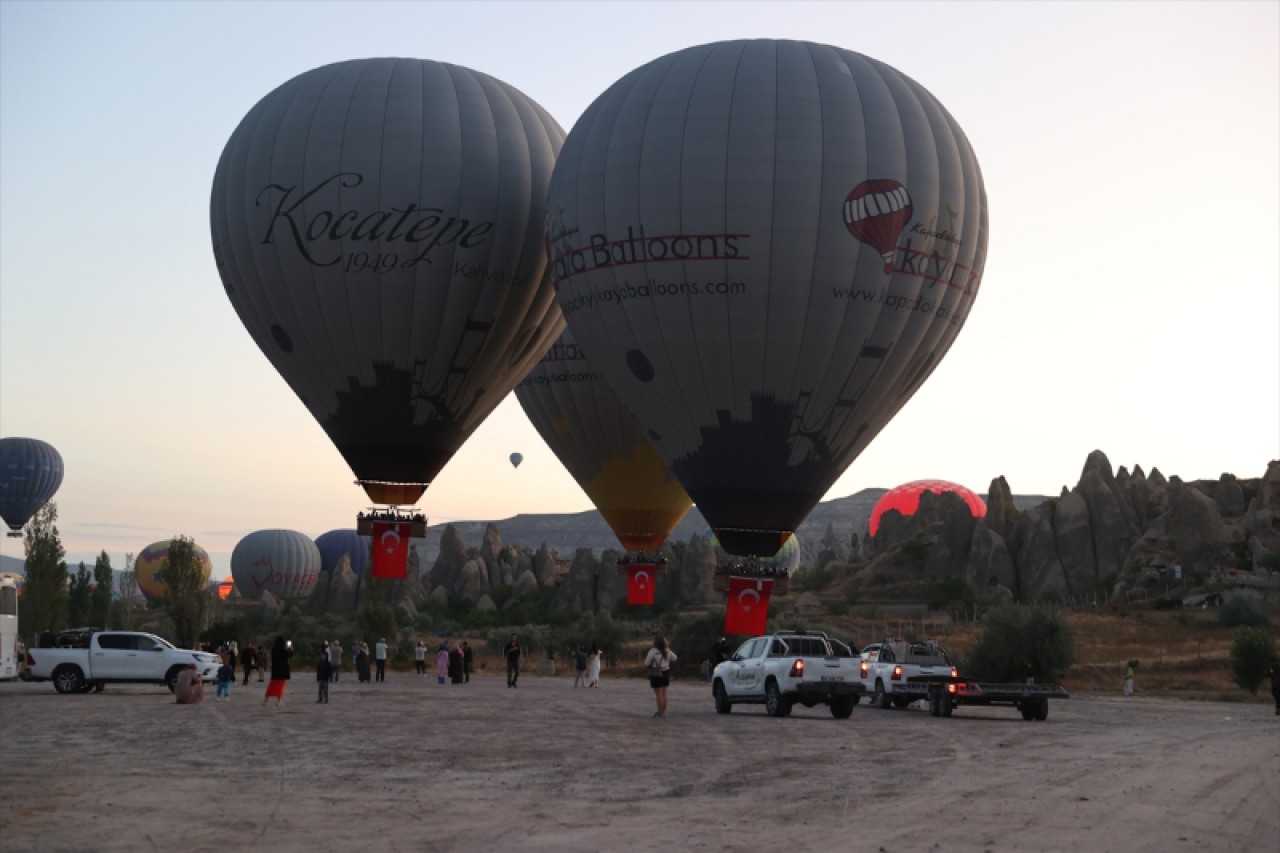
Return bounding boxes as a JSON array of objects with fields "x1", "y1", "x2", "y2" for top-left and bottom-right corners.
[
  {"x1": 789, "y1": 659, "x2": 805, "y2": 678},
  {"x1": 859, "y1": 661, "x2": 868, "y2": 677},
  {"x1": 892, "y1": 665, "x2": 903, "y2": 681},
  {"x1": 26, "y1": 652, "x2": 35, "y2": 666},
  {"x1": 951, "y1": 668, "x2": 958, "y2": 678},
  {"x1": 948, "y1": 683, "x2": 956, "y2": 694}
]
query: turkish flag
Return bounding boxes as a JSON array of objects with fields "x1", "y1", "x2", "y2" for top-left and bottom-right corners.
[
  {"x1": 627, "y1": 563, "x2": 656, "y2": 606},
  {"x1": 371, "y1": 521, "x2": 410, "y2": 579},
  {"x1": 724, "y1": 576, "x2": 773, "y2": 636}
]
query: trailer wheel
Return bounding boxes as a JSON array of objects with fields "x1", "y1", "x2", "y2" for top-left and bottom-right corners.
[
  {"x1": 1019, "y1": 703, "x2": 1035, "y2": 720},
  {"x1": 713, "y1": 681, "x2": 732, "y2": 715},
  {"x1": 765, "y1": 680, "x2": 792, "y2": 717},
  {"x1": 1033, "y1": 697, "x2": 1049, "y2": 721},
  {"x1": 830, "y1": 697, "x2": 855, "y2": 719},
  {"x1": 53, "y1": 666, "x2": 84, "y2": 694},
  {"x1": 93, "y1": 682, "x2": 105, "y2": 693}
]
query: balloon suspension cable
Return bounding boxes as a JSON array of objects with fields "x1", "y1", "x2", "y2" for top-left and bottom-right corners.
[{"x1": 713, "y1": 556, "x2": 790, "y2": 580}]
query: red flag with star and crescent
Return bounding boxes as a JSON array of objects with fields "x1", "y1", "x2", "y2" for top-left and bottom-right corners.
[
  {"x1": 371, "y1": 520, "x2": 410, "y2": 579},
  {"x1": 724, "y1": 576, "x2": 773, "y2": 635},
  {"x1": 627, "y1": 563, "x2": 656, "y2": 606}
]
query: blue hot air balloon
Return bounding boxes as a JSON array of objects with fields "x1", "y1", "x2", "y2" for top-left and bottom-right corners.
[
  {"x1": 315, "y1": 529, "x2": 372, "y2": 576},
  {"x1": 0, "y1": 437, "x2": 65, "y2": 537}
]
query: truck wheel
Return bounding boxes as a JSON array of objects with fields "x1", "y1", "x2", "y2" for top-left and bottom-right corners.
[
  {"x1": 1033, "y1": 698, "x2": 1049, "y2": 721},
  {"x1": 53, "y1": 666, "x2": 84, "y2": 694},
  {"x1": 929, "y1": 691, "x2": 942, "y2": 717},
  {"x1": 941, "y1": 698, "x2": 954, "y2": 717},
  {"x1": 850, "y1": 695, "x2": 861, "y2": 706},
  {"x1": 1019, "y1": 703, "x2": 1035, "y2": 720},
  {"x1": 165, "y1": 666, "x2": 183, "y2": 694},
  {"x1": 830, "y1": 697, "x2": 855, "y2": 719},
  {"x1": 892, "y1": 695, "x2": 912, "y2": 709},
  {"x1": 713, "y1": 681, "x2": 732, "y2": 715},
  {"x1": 764, "y1": 681, "x2": 792, "y2": 717},
  {"x1": 872, "y1": 680, "x2": 891, "y2": 710}
]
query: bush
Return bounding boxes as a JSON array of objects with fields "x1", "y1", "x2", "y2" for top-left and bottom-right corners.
[
  {"x1": 549, "y1": 613, "x2": 627, "y2": 667},
  {"x1": 962, "y1": 603, "x2": 1076, "y2": 683},
  {"x1": 928, "y1": 578, "x2": 975, "y2": 612},
  {"x1": 670, "y1": 608, "x2": 729, "y2": 675},
  {"x1": 1229, "y1": 626, "x2": 1276, "y2": 695},
  {"x1": 1218, "y1": 597, "x2": 1270, "y2": 628}
]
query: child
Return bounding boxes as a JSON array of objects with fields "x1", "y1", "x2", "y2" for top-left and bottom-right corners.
[
  {"x1": 317, "y1": 650, "x2": 332, "y2": 704},
  {"x1": 215, "y1": 660, "x2": 233, "y2": 702}
]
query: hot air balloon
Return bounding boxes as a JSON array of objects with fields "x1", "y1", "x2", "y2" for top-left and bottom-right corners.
[
  {"x1": 136, "y1": 540, "x2": 213, "y2": 602},
  {"x1": 314, "y1": 529, "x2": 371, "y2": 576},
  {"x1": 547, "y1": 40, "x2": 987, "y2": 558},
  {"x1": 509, "y1": 453, "x2": 524, "y2": 469},
  {"x1": 230, "y1": 530, "x2": 322, "y2": 600},
  {"x1": 515, "y1": 327, "x2": 692, "y2": 554},
  {"x1": 869, "y1": 480, "x2": 987, "y2": 538},
  {"x1": 217, "y1": 576, "x2": 235, "y2": 601},
  {"x1": 0, "y1": 437, "x2": 64, "y2": 537},
  {"x1": 210, "y1": 58, "x2": 566, "y2": 509}
]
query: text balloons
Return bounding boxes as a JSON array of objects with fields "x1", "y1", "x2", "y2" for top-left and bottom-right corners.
[
  {"x1": 0, "y1": 437, "x2": 64, "y2": 536},
  {"x1": 314, "y1": 529, "x2": 371, "y2": 576},
  {"x1": 136, "y1": 540, "x2": 213, "y2": 602},
  {"x1": 869, "y1": 480, "x2": 987, "y2": 538},
  {"x1": 211, "y1": 58, "x2": 566, "y2": 505},
  {"x1": 509, "y1": 452, "x2": 523, "y2": 469},
  {"x1": 516, "y1": 328, "x2": 692, "y2": 552},
  {"x1": 548, "y1": 40, "x2": 987, "y2": 556},
  {"x1": 230, "y1": 529, "x2": 321, "y2": 600}
]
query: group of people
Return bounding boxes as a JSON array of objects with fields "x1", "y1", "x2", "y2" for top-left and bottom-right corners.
[
  {"x1": 414, "y1": 640, "x2": 473, "y2": 685},
  {"x1": 571, "y1": 645, "x2": 603, "y2": 688}
]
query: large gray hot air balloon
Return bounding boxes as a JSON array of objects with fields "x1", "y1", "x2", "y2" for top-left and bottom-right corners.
[
  {"x1": 548, "y1": 40, "x2": 987, "y2": 557},
  {"x1": 230, "y1": 529, "x2": 322, "y2": 600},
  {"x1": 211, "y1": 59, "x2": 565, "y2": 506},
  {"x1": 515, "y1": 327, "x2": 691, "y2": 552}
]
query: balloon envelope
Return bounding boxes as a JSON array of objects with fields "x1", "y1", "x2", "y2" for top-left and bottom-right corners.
[
  {"x1": 136, "y1": 540, "x2": 213, "y2": 602},
  {"x1": 509, "y1": 453, "x2": 523, "y2": 469},
  {"x1": 0, "y1": 437, "x2": 64, "y2": 534},
  {"x1": 547, "y1": 40, "x2": 987, "y2": 556},
  {"x1": 516, "y1": 327, "x2": 692, "y2": 552},
  {"x1": 230, "y1": 529, "x2": 322, "y2": 600},
  {"x1": 869, "y1": 480, "x2": 987, "y2": 538},
  {"x1": 211, "y1": 58, "x2": 566, "y2": 505},
  {"x1": 314, "y1": 529, "x2": 371, "y2": 576}
]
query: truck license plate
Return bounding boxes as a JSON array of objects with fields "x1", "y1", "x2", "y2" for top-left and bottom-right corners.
[{"x1": 820, "y1": 676, "x2": 844, "y2": 682}]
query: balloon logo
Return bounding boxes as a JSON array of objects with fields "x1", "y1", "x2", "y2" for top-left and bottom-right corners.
[
  {"x1": 510, "y1": 453, "x2": 523, "y2": 469},
  {"x1": 843, "y1": 179, "x2": 914, "y2": 273},
  {"x1": 737, "y1": 588, "x2": 761, "y2": 611}
]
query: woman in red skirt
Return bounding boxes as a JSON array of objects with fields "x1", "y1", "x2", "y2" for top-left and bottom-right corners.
[{"x1": 263, "y1": 636, "x2": 292, "y2": 707}]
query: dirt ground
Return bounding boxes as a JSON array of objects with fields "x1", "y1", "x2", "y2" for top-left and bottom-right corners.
[{"x1": 2, "y1": 671, "x2": 1277, "y2": 852}]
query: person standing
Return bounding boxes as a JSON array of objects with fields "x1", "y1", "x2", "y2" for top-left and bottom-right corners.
[
  {"x1": 1269, "y1": 658, "x2": 1280, "y2": 716},
  {"x1": 462, "y1": 642, "x2": 473, "y2": 683},
  {"x1": 504, "y1": 634, "x2": 521, "y2": 688},
  {"x1": 316, "y1": 649, "x2": 332, "y2": 704},
  {"x1": 375, "y1": 638, "x2": 388, "y2": 683},
  {"x1": 450, "y1": 643, "x2": 465, "y2": 684},
  {"x1": 240, "y1": 643, "x2": 257, "y2": 686},
  {"x1": 711, "y1": 636, "x2": 729, "y2": 668},
  {"x1": 586, "y1": 646, "x2": 601, "y2": 688},
  {"x1": 255, "y1": 642, "x2": 268, "y2": 682},
  {"x1": 330, "y1": 641, "x2": 342, "y2": 682},
  {"x1": 414, "y1": 641, "x2": 427, "y2": 676},
  {"x1": 644, "y1": 635, "x2": 677, "y2": 718},
  {"x1": 215, "y1": 659, "x2": 233, "y2": 702},
  {"x1": 573, "y1": 646, "x2": 588, "y2": 688},
  {"x1": 355, "y1": 643, "x2": 371, "y2": 683},
  {"x1": 436, "y1": 643, "x2": 449, "y2": 685},
  {"x1": 1123, "y1": 660, "x2": 1137, "y2": 697},
  {"x1": 263, "y1": 636, "x2": 292, "y2": 707}
]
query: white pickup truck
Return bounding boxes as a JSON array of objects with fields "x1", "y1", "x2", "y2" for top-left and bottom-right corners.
[
  {"x1": 859, "y1": 639, "x2": 958, "y2": 709},
  {"x1": 712, "y1": 630, "x2": 865, "y2": 719},
  {"x1": 24, "y1": 629, "x2": 222, "y2": 694}
]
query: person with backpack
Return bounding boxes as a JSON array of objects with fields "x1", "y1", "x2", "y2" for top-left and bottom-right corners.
[{"x1": 644, "y1": 635, "x2": 677, "y2": 718}]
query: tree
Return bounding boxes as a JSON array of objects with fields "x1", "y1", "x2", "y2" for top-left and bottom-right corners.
[
  {"x1": 963, "y1": 603, "x2": 1077, "y2": 683},
  {"x1": 356, "y1": 575, "x2": 398, "y2": 650},
  {"x1": 1229, "y1": 627, "x2": 1276, "y2": 696},
  {"x1": 67, "y1": 561, "x2": 92, "y2": 627},
  {"x1": 162, "y1": 535, "x2": 209, "y2": 648},
  {"x1": 114, "y1": 553, "x2": 138, "y2": 630},
  {"x1": 89, "y1": 551, "x2": 113, "y2": 629},
  {"x1": 18, "y1": 502, "x2": 67, "y2": 642}
]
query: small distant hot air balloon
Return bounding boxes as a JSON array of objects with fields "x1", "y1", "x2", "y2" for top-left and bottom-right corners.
[
  {"x1": 548, "y1": 40, "x2": 987, "y2": 558},
  {"x1": 230, "y1": 530, "x2": 321, "y2": 600},
  {"x1": 0, "y1": 437, "x2": 65, "y2": 537},
  {"x1": 869, "y1": 480, "x2": 987, "y2": 538},
  {"x1": 210, "y1": 58, "x2": 566, "y2": 509},
  {"x1": 136, "y1": 540, "x2": 213, "y2": 602},
  {"x1": 509, "y1": 453, "x2": 524, "y2": 469},
  {"x1": 314, "y1": 529, "x2": 371, "y2": 576},
  {"x1": 217, "y1": 576, "x2": 235, "y2": 601}
]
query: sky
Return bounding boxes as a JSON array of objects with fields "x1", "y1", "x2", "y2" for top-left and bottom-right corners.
[{"x1": 1, "y1": 0, "x2": 1277, "y2": 578}]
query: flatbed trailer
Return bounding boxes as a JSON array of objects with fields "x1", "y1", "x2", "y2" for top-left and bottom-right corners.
[{"x1": 899, "y1": 676, "x2": 1069, "y2": 721}]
